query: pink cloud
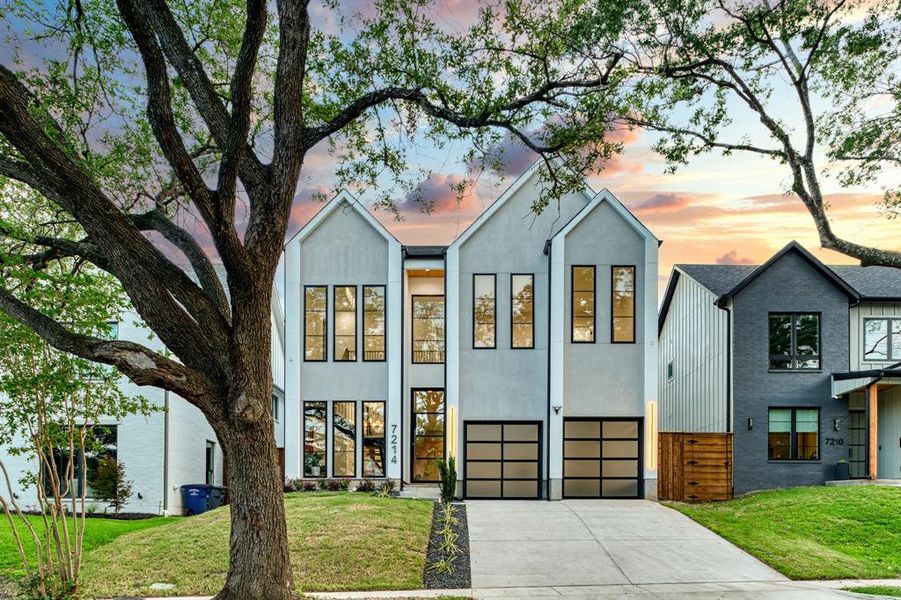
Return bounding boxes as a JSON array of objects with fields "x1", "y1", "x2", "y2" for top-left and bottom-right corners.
[
  {"x1": 715, "y1": 250, "x2": 756, "y2": 265},
  {"x1": 398, "y1": 173, "x2": 481, "y2": 216}
]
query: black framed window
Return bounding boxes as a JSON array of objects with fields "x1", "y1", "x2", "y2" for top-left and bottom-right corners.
[
  {"x1": 768, "y1": 313, "x2": 820, "y2": 370},
  {"x1": 333, "y1": 401, "x2": 356, "y2": 477},
  {"x1": 334, "y1": 286, "x2": 357, "y2": 361},
  {"x1": 612, "y1": 266, "x2": 635, "y2": 343},
  {"x1": 863, "y1": 318, "x2": 901, "y2": 361},
  {"x1": 205, "y1": 441, "x2": 216, "y2": 485},
  {"x1": 768, "y1": 408, "x2": 819, "y2": 461},
  {"x1": 304, "y1": 286, "x2": 327, "y2": 361},
  {"x1": 271, "y1": 395, "x2": 279, "y2": 422},
  {"x1": 46, "y1": 425, "x2": 117, "y2": 498},
  {"x1": 412, "y1": 295, "x2": 445, "y2": 363},
  {"x1": 473, "y1": 274, "x2": 496, "y2": 348},
  {"x1": 572, "y1": 266, "x2": 595, "y2": 343},
  {"x1": 362, "y1": 401, "x2": 386, "y2": 477},
  {"x1": 511, "y1": 274, "x2": 534, "y2": 349},
  {"x1": 303, "y1": 402, "x2": 327, "y2": 477},
  {"x1": 363, "y1": 286, "x2": 386, "y2": 361}
]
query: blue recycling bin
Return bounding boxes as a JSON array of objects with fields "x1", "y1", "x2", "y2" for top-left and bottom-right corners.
[{"x1": 181, "y1": 484, "x2": 226, "y2": 516}]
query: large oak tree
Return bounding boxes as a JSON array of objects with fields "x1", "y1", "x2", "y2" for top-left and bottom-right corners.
[{"x1": 0, "y1": 1, "x2": 625, "y2": 598}]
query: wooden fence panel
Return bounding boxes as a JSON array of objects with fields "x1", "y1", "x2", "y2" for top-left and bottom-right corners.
[{"x1": 658, "y1": 432, "x2": 732, "y2": 502}]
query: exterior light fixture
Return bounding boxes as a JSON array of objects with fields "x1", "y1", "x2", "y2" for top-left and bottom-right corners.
[
  {"x1": 552, "y1": 405, "x2": 562, "y2": 415},
  {"x1": 747, "y1": 417, "x2": 754, "y2": 430},
  {"x1": 834, "y1": 418, "x2": 841, "y2": 432}
]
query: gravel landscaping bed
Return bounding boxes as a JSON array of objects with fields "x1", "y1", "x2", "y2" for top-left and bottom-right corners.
[{"x1": 423, "y1": 501, "x2": 471, "y2": 590}]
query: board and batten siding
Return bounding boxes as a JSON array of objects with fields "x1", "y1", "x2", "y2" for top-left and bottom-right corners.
[
  {"x1": 849, "y1": 302, "x2": 901, "y2": 371},
  {"x1": 659, "y1": 271, "x2": 730, "y2": 433}
]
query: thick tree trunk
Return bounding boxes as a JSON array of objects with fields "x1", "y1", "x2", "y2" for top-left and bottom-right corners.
[{"x1": 215, "y1": 416, "x2": 293, "y2": 600}]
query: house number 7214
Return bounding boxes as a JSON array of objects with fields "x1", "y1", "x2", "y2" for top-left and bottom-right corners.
[{"x1": 390, "y1": 424, "x2": 398, "y2": 463}]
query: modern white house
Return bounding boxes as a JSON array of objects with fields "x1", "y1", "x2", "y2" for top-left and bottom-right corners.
[
  {"x1": 284, "y1": 161, "x2": 660, "y2": 499},
  {"x1": 0, "y1": 281, "x2": 286, "y2": 516}
]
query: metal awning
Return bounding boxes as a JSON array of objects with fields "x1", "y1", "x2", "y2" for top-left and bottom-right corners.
[{"x1": 832, "y1": 363, "x2": 901, "y2": 396}]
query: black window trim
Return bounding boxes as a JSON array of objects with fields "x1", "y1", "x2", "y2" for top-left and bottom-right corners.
[
  {"x1": 862, "y1": 317, "x2": 901, "y2": 362},
  {"x1": 332, "y1": 400, "x2": 357, "y2": 478},
  {"x1": 303, "y1": 285, "x2": 328, "y2": 362},
  {"x1": 362, "y1": 284, "x2": 387, "y2": 362},
  {"x1": 511, "y1": 273, "x2": 535, "y2": 350},
  {"x1": 302, "y1": 401, "x2": 328, "y2": 478},
  {"x1": 571, "y1": 265, "x2": 596, "y2": 344},
  {"x1": 768, "y1": 311, "x2": 822, "y2": 371},
  {"x1": 411, "y1": 388, "x2": 446, "y2": 483},
  {"x1": 767, "y1": 406, "x2": 821, "y2": 462},
  {"x1": 333, "y1": 285, "x2": 358, "y2": 362},
  {"x1": 362, "y1": 400, "x2": 387, "y2": 478},
  {"x1": 472, "y1": 273, "x2": 497, "y2": 349},
  {"x1": 411, "y1": 294, "x2": 445, "y2": 364},
  {"x1": 611, "y1": 265, "x2": 636, "y2": 344}
]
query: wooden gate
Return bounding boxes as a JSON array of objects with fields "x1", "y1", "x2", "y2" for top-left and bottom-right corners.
[{"x1": 658, "y1": 432, "x2": 732, "y2": 502}]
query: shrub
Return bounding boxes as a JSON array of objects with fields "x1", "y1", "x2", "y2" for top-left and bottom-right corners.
[
  {"x1": 90, "y1": 456, "x2": 133, "y2": 515},
  {"x1": 377, "y1": 479, "x2": 396, "y2": 497},
  {"x1": 283, "y1": 478, "x2": 302, "y2": 493},
  {"x1": 325, "y1": 479, "x2": 350, "y2": 491},
  {"x1": 356, "y1": 478, "x2": 376, "y2": 492},
  {"x1": 428, "y1": 556, "x2": 456, "y2": 574},
  {"x1": 301, "y1": 480, "x2": 319, "y2": 492},
  {"x1": 436, "y1": 456, "x2": 457, "y2": 504},
  {"x1": 317, "y1": 478, "x2": 328, "y2": 490}
]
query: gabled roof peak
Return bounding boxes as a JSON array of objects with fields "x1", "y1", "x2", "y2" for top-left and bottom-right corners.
[{"x1": 284, "y1": 189, "x2": 399, "y2": 247}]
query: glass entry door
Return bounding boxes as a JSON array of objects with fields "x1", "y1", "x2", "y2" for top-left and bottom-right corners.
[
  {"x1": 849, "y1": 410, "x2": 866, "y2": 479},
  {"x1": 412, "y1": 389, "x2": 445, "y2": 482}
]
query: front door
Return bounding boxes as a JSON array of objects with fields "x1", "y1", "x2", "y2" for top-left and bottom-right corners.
[{"x1": 411, "y1": 389, "x2": 445, "y2": 482}]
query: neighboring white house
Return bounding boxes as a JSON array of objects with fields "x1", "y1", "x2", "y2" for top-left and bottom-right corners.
[
  {"x1": 284, "y1": 161, "x2": 660, "y2": 500},
  {"x1": 0, "y1": 279, "x2": 285, "y2": 516}
]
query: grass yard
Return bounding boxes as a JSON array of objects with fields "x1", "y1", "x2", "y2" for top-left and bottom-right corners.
[
  {"x1": 668, "y1": 486, "x2": 901, "y2": 580},
  {"x1": 0, "y1": 514, "x2": 176, "y2": 577},
  {"x1": 78, "y1": 492, "x2": 434, "y2": 598},
  {"x1": 845, "y1": 586, "x2": 901, "y2": 597}
]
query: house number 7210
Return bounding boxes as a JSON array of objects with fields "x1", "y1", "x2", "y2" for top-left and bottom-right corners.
[{"x1": 824, "y1": 437, "x2": 844, "y2": 446}]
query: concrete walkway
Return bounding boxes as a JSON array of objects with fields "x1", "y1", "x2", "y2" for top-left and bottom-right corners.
[{"x1": 466, "y1": 499, "x2": 785, "y2": 589}]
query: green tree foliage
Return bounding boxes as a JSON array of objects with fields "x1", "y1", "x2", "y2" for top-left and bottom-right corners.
[{"x1": 90, "y1": 457, "x2": 133, "y2": 516}]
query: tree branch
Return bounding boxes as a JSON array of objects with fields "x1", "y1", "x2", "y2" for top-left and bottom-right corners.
[{"x1": 0, "y1": 285, "x2": 218, "y2": 410}]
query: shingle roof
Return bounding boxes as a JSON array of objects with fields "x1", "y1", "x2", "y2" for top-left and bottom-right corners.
[
  {"x1": 677, "y1": 264, "x2": 758, "y2": 297},
  {"x1": 829, "y1": 266, "x2": 901, "y2": 300},
  {"x1": 675, "y1": 262, "x2": 901, "y2": 301}
]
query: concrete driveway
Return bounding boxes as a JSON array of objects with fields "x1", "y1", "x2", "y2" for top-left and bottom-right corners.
[{"x1": 466, "y1": 499, "x2": 787, "y2": 590}]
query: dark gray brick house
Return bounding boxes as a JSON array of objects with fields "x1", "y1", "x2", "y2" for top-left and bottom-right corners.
[{"x1": 658, "y1": 242, "x2": 901, "y2": 495}]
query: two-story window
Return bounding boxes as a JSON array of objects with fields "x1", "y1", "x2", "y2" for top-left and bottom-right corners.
[
  {"x1": 304, "y1": 286, "x2": 327, "y2": 361},
  {"x1": 334, "y1": 286, "x2": 357, "y2": 361},
  {"x1": 768, "y1": 313, "x2": 820, "y2": 370},
  {"x1": 572, "y1": 266, "x2": 596, "y2": 343},
  {"x1": 412, "y1": 295, "x2": 445, "y2": 363},
  {"x1": 473, "y1": 274, "x2": 496, "y2": 348},
  {"x1": 768, "y1": 408, "x2": 819, "y2": 461},
  {"x1": 864, "y1": 317, "x2": 901, "y2": 361},
  {"x1": 611, "y1": 266, "x2": 635, "y2": 343},
  {"x1": 363, "y1": 286, "x2": 386, "y2": 361},
  {"x1": 512, "y1": 274, "x2": 534, "y2": 349}
]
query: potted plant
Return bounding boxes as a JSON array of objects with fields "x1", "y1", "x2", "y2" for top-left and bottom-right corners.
[
  {"x1": 304, "y1": 452, "x2": 324, "y2": 477},
  {"x1": 834, "y1": 458, "x2": 850, "y2": 480}
]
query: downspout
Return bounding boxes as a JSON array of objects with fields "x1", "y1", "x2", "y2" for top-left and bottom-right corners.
[
  {"x1": 163, "y1": 389, "x2": 170, "y2": 514},
  {"x1": 545, "y1": 241, "x2": 552, "y2": 501}
]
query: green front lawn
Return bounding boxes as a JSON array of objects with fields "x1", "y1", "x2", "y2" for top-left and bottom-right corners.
[
  {"x1": 0, "y1": 514, "x2": 177, "y2": 577},
  {"x1": 78, "y1": 492, "x2": 433, "y2": 598},
  {"x1": 669, "y1": 486, "x2": 901, "y2": 580},
  {"x1": 845, "y1": 586, "x2": 901, "y2": 597}
]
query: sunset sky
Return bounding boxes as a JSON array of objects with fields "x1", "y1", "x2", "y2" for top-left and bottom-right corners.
[{"x1": 1, "y1": 1, "x2": 897, "y2": 300}]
